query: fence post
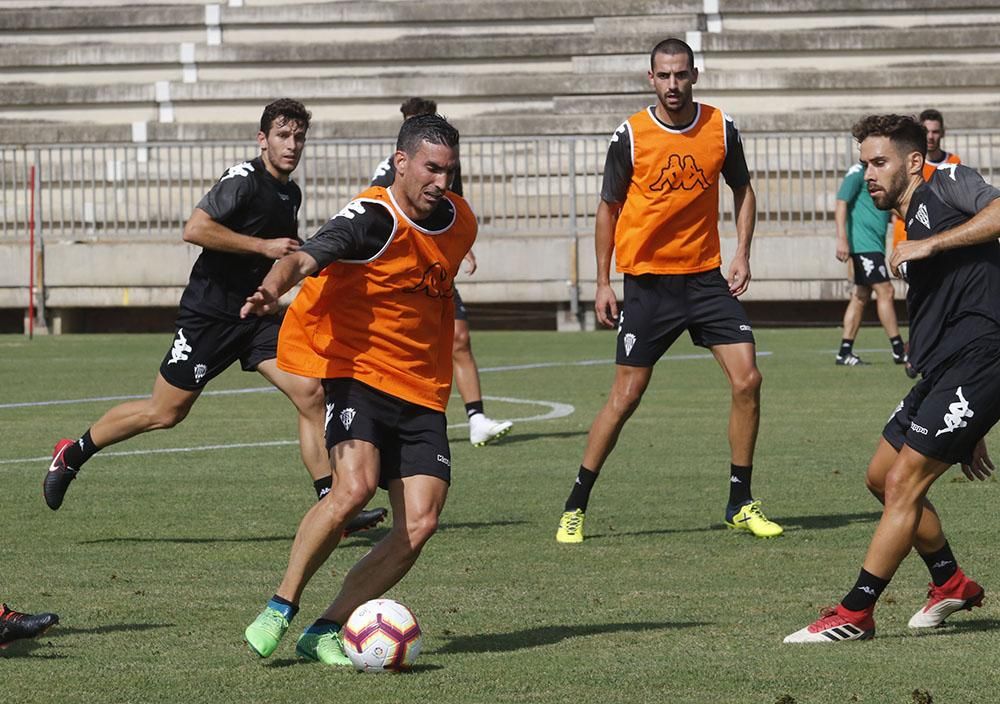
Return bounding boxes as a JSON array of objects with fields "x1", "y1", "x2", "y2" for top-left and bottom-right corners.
[
  {"x1": 567, "y1": 138, "x2": 581, "y2": 329},
  {"x1": 34, "y1": 152, "x2": 47, "y2": 332}
]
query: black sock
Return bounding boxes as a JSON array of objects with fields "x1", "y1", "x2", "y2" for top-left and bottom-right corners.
[
  {"x1": 841, "y1": 568, "x2": 890, "y2": 611},
  {"x1": 465, "y1": 400, "x2": 485, "y2": 418},
  {"x1": 918, "y1": 541, "x2": 959, "y2": 587},
  {"x1": 839, "y1": 339, "x2": 854, "y2": 357},
  {"x1": 890, "y1": 335, "x2": 905, "y2": 357},
  {"x1": 63, "y1": 429, "x2": 100, "y2": 469},
  {"x1": 728, "y1": 464, "x2": 753, "y2": 506},
  {"x1": 565, "y1": 466, "x2": 598, "y2": 512},
  {"x1": 313, "y1": 476, "x2": 332, "y2": 501}
]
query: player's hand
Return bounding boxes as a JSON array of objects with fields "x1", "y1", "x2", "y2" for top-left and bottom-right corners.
[
  {"x1": 889, "y1": 238, "x2": 936, "y2": 277},
  {"x1": 836, "y1": 241, "x2": 849, "y2": 262},
  {"x1": 727, "y1": 255, "x2": 751, "y2": 297},
  {"x1": 961, "y1": 438, "x2": 994, "y2": 482},
  {"x1": 594, "y1": 282, "x2": 619, "y2": 328},
  {"x1": 259, "y1": 237, "x2": 301, "y2": 260},
  {"x1": 240, "y1": 286, "x2": 279, "y2": 318},
  {"x1": 462, "y1": 250, "x2": 478, "y2": 276}
]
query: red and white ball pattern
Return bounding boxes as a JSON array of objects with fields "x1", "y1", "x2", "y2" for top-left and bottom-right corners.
[{"x1": 342, "y1": 599, "x2": 422, "y2": 672}]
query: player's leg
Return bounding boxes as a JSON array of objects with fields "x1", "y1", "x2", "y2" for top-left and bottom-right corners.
[
  {"x1": 871, "y1": 280, "x2": 906, "y2": 364},
  {"x1": 711, "y1": 342, "x2": 779, "y2": 537},
  {"x1": 452, "y1": 290, "x2": 512, "y2": 446},
  {"x1": 244, "y1": 438, "x2": 380, "y2": 659},
  {"x1": 44, "y1": 372, "x2": 200, "y2": 510},
  {"x1": 837, "y1": 283, "x2": 870, "y2": 366}
]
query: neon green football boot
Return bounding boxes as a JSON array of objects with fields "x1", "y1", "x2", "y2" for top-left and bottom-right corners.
[
  {"x1": 296, "y1": 626, "x2": 352, "y2": 666},
  {"x1": 725, "y1": 500, "x2": 783, "y2": 538},
  {"x1": 245, "y1": 607, "x2": 289, "y2": 658},
  {"x1": 556, "y1": 509, "x2": 585, "y2": 544}
]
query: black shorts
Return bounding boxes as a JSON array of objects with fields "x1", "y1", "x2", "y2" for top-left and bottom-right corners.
[
  {"x1": 158, "y1": 309, "x2": 279, "y2": 391},
  {"x1": 454, "y1": 287, "x2": 468, "y2": 322},
  {"x1": 851, "y1": 252, "x2": 890, "y2": 286},
  {"x1": 322, "y1": 378, "x2": 451, "y2": 489},
  {"x1": 616, "y1": 270, "x2": 755, "y2": 367},
  {"x1": 883, "y1": 339, "x2": 1000, "y2": 464}
]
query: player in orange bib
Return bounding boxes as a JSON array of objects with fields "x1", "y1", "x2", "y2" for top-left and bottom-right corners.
[
  {"x1": 891, "y1": 109, "x2": 961, "y2": 249},
  {"x1": 556, "y1": 38, "x2": 783, "y2": 544},
  {"x1": 241, "y1": 114, "x2": 476, "y2": 665}
]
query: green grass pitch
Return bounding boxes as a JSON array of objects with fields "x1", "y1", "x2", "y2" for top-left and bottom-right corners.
[{"x1": 2, "y1": 329, "x2": 998, "y2": 703}]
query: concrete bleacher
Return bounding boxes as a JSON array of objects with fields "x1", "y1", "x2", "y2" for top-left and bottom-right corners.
[{"x1": 2, "y1": 0, "x2": 1000, "y2": 331}]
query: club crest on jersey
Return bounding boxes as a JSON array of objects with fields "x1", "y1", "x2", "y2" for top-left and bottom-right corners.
[
  {"x1": 649, "y1": 154, "x2": 711, "y2": 192},
  {"x1": 915, "y1": 203, "x2": 930, "y2": 229},
  {"x1": 167, "y1": 328, "x2": 192, "y2": 365},
  {"x1": 220, "y1": 161, "x2": 254, "y2": 182},
  {"x1": 936, "y1": 387, "x2": 974, "y2": 436},
  {"x1": 403, "y1": 262, "x2": 454, "y2": 299},
  {"x1": 340, "y1": 407, "x2": 357, "y2": 431},
  {"x1": 623, "y1": 333, "x2": 636, "y2": 357},
  {"x1": 193, "y1": 363, "x2": 207, "y2": 383}
]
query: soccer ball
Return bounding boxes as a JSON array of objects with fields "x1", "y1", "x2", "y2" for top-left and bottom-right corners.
[{"x1": 342, "y1": 599, "x2": 422, "y2": 672}]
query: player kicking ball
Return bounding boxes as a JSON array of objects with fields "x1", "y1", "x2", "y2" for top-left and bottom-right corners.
[{"x1": 785, "y1": 114, "x2": 1000, "y2": 644}]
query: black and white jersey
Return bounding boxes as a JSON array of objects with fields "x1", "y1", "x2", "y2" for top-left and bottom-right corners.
[
  {"x1": 370, "y1": 154, "x2": 464, "y2": 197},
  {"x1": 903, "y1": 163, "x2": 1000, "y2": 375},
  {"x1": 179, "y1": 156, "x2": 302, "y2": 321}
]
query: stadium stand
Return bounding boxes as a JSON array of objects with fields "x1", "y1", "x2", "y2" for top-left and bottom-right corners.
[{"x1": 2, "y1": 0, "x2": 999, "y2": 331}]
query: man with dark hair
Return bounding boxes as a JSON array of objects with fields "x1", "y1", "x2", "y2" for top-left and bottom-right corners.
[
  {"x1": 243, "y1": 114, "x2": 476, "y2": 666},
  {"x1": 785, "y1": 113, "x2": 1000, "y2": 643},
  {"x1": 371, "y1": 97, "x2": 512, "y2": 447},
  {"x1": 42, "y1": 99, "x2": 384, "y2": 536},
  {"x1": 0, "y1": 603, "x2": 59, "y2": 649},
  {"x1": 833, "y1": 157, "x2": 904, "y2": 367},
  {"x1": 555, "y1": 38, "x2": 782, "y2": 543}
]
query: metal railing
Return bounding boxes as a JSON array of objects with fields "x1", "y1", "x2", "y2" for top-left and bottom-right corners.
[{"x1": 2, "y1": 131, "x2": 999, "y2": 243}]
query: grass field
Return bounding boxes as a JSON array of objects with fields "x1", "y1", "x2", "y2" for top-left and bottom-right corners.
[{"x1": 2, "y1": 329, "x2": 999, "y2": 703}]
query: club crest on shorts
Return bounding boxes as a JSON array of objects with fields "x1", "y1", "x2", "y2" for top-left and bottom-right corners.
[
  {"x1": 936, "y1": 386, "x2": 974, "y2": 437},
  {"x1": 623, "y1": 333, "x2": 636, "y2": 357},
  {"x1": 193, "y1": 363, "x2": 207, "y2": 383},
  {"x1": 340, "y1": 407, "x2": 357, "y2": 430}
]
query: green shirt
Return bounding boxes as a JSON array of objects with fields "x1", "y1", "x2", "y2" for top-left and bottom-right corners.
[{"x1": 837, "y1": 163, "x2": 890, "y2": 254}]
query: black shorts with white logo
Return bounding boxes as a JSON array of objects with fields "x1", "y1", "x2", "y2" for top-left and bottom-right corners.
[
  {"x1": 322, "y1": 378, "x2": 451, "y2": 489},
  {"x1": 851, "y1": 252, "x2": 890, "y2": 286},
  {"x1": 454, "y1": 287, "x2": 468, "y2": 322},
  {"x1": 883, "y1": 338, "x2": 1000, "y2": 464},
  {"x1": 158, "y1": 309, "x2": 279, "y2": 391},
  {"x1": 616, "y1": 270, "x2": 755, "y2": 367}
]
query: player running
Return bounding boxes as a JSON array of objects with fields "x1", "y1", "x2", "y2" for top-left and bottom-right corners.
[
  {"x1": 372, "y1": 97, "x2": 512, "y2": 447},
  {"x1": 242, "y1": 114, "x2": 475, "y2": 665},
  {"x1": 555, "y1": 38, "x2": 782, "y2": 544},
  {"x1": 42, "y1": 99, "x2": 384, "y2": 536},
  {"x1": 785, "y1": 114, "x2": 999, "y2": 643}
]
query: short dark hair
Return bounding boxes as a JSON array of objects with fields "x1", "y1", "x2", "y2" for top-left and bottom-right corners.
[
  {"x1": 851, "y1": 114, "x2": 927, "y2": 157},
  {"x1": 259, "y1": 98, "x2": 311, "y2": 134},
  {"x1": 918, "y1": 108, "x2": 944, "y2": 126},
  {"x1": 396, "y1": 113, "x2": 460, "y2": 156},
  {"x1": 650, "y1": 37, "x2": 694, "y2": 71},
  {"x1": 400, "y1": 97, "x2": 438, "y2": 120}
]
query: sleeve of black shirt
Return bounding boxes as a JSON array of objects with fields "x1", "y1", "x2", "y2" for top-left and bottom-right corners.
[
  {"x1": 721, "y1": 116, "x2": 751, "y2": 190},
  {"x1": 196, "y1": 165, "x2": 258, "y2": 224},
  {"x1": 931, "y1": 164, "x2": 1000, "y2": 216},
  {"x1": 370, "y1": 156, "x2": 395, "y2": 188},
  {"x1": 600, "y1": 121, "x2": 633, "y2": 204},
  {"x1": 300, "y1": 199, "x2": 395, "y2": 271}
]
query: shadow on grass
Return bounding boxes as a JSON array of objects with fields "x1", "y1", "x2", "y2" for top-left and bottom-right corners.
[
  {"x1": 78, "y1": 519, "x2": 525, "y2": 546},
  {"x1": 55, "y1": 622, "x2": 174, "y2": 636},
  {"x1": 0, "y1": 622, "x2": 172, "y2": 658},
  {"x1": 463, "y1": 429, "x2": 589, "y2": 446},
  {"x1": 436, "y1": 621, "x2": 705, "y2": 654},
  {"x1": 584, "y1": 511, "x2": 882, "y2": 540}
]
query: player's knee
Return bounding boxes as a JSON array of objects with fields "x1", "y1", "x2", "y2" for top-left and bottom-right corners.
[
  {"x1": 882, "y1": 467, "x2": 921, "y2": 508},
  {"x1": 400, "y1": 511, "x2": 439, "y2": 553},
  {"x1": 732, "y1": 367, "x2": 762, "y2": 400},
  {"x1": 609, "y1": 387, "x2": 643, "y2": 417},
  {"x1": 864, "y1": 467, "x2": 885, "y2": 499},
  {"x1": 452, "y1": 329, "x2": 471, "y2": 357},
  {"x1": 151, "y1": 404, "x2": 190, "y2": 430},
  {"x1": 852, "y1": 286, "x2": 872, "y2": 302}
]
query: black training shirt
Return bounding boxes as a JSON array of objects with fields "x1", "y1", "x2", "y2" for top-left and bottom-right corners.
[
  {"x1": 903, "y1": 163, "x2": 1000, "y2": 375},
  {"x1": 179, "y1": 156, "x2": 302, "y2": 321}
]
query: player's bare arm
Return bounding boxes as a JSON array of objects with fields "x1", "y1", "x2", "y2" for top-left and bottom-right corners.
[
  {"x1": 462, "y1": 250, "x2": 477, "y2": 275},
  {"x1": 890, "y1": 197, "x2": 1000, "y2": 275},
  {"x1": 728, "y1": 183, "x2": 755, "y2": 296},
  {"x1": 594, "y1": 199, "x2": 622, "y2": 327},
  {"x1": 240, "y1": 250, "x2": 318, "y2": 318},
  {"x1": 834, "y1": 199, "x2": 850, "y2": 262},
  {"x1": 183, "y1": 208, "x2": 300, "y2": 259}
]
